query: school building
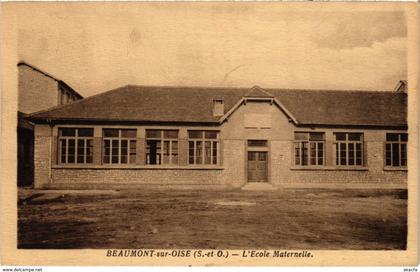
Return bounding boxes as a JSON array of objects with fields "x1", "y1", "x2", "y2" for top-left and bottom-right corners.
[{"x1": 26, "y1": 82, "x2": 408, "y2": 189}]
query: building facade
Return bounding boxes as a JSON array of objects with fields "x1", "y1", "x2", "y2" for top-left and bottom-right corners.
[
  {"x1": 17, "y1": 62, "x2": 83, "y2": 186},
  {"x1": 27, "y1": 85, "x2": 408, "y2": 189}
]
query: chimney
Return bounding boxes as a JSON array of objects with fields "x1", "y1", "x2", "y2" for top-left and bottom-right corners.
[
  {"x1": 393, "y1": 80, "x2": 407, "y2": 93},
  {"x1": 213, "y1": 99, "x2": 224, "y2": 117}
]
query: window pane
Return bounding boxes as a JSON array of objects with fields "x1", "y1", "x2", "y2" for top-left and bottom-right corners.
[
  {"x1": 401, "y1": 143, "x2": 407, "y2": 166},
  {"x1": 205, "y1": 131, "x2": 218, "y2": 139},
  {"x1": 212, "y1": 142, "x2": 218, "y2": 164},
  {"x1": 104, "y1": 139, "x2": 110, "y2": 163},
  {"x1": 68, "y1": 139, "x2": 75, "y2": 163},
  {"x1": 248, "y1": 152, "x2": 257, "y2": 161},
  {"x1": 163, "y1": 130, "x2": 178, "y2": 139},
  {"x1": 392, "y1": 143, "x2": 400, "y2": 166},
  {"x1": 189, "y1": 131, "x2": 203, "y2": 139},
  {"x1": 302, "y1": 142, "x2": 308, "y2": 166},
  {"x1": 121, "y1": 155, "x2": 127, "y2": 164},
  {"x1": 86, "y1": 139, "x2": 93, "y2": 163},
  {"x1": 121, "y1": 140, "x2": 128, "y2": 156},
  {"x1": 340, "y1": 143, "x2": 346, "y2": 165},
  {"x1": 60, "y1": 139, "x2": 67, "y2": 163},
  {"x1": 78, "y1": 128, "x2": 93, "y2": 137},
  {"x1": 334, "y1": 143, "x2": 338, "y2": 165},
  {"x1": 163, "y1": 141, "x2": 170, "y2": 164},
  {"x1": 335, "y1": 133, "x2": 346, "y2": 141},
  {"x1": 400, "y1": 133, "x2": 408, "y2": 142},
  {"x1": 121, "y1": 129, "x2": 136, "y2": 138},
  {"x1": 348, "y1": 133, "x2": 362, "y2": 141},
  {"x1": 385, "y1": 143, "x2": 392, "y2": 166},
  {"x1": 294, "y1": 132, "x2": 308, "y2": 140},
  {"x1": 317, "y1": 143, "x2": 323, "y2": 165},
  {"x1": 129, "y1": 140, "x2": 136, "y2": 164},
  {"x1": 77, "y1": 139, "x2": 85, "y2": 163},
  {"x1": 259, "y1": 152, "x2": 267, "y2": 161},
  {"x1": 386, "y1": 133, "x2": 399, "y2": 142},
  {"x1": 248, "y1": 140, "x2": 267, "y2": 147},
  {"x1": 188, "y1": 141, "x2": 194, "y2": 164},
  {"x1": 146, "y1": 130, "x2": 161, "y2": 138},
  {"x1": 205, "y1": 141, "x2": 211, "y2": 164},
  {"x1": 310, "y1": 142, "x2": 316, "y2": 165},
  {"x1": 104, "y1": 129, "x2": 119, "y2": 138},
  {"x1": 196, "y1": 141, "x2": 203, "y2": 164},
  {"x1": 60, "y1": 128, "x2": 76, "y2": 137},
  {"x1": 356, "y1": 143, "x2": 362, "y2": 165},
  {"x1": 309, "y1": 132, "x2": 324, "y2": 141},
  {"x1": 111, "y1": 139, "x2": 119, "y2": 163},
  {"x1": 294, "y1": 142, "x2": 300, "y2": 165},
  {"x1": 172, "y1": 141, "x2": 178, "y2": 165},
  {"x1": 348, "y1": 143, "x2": 354, "y2": 165}
]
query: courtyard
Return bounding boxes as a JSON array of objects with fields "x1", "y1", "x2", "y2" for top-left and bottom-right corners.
[{"x1": 18, "y1": 187, "x2": 407, "y2": 249}]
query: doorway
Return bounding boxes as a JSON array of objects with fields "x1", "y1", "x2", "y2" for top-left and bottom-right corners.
[{"x1": 247, "y1": 151, "x2": 268, "y2": 183}]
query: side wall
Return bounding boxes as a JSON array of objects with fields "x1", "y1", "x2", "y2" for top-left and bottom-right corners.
[
  {"x1": 18, "y1": 65, "x2": 59, "y2": 114},
  {"x1": 34, "y1": 125, "x2": 52, "y2": 188}
]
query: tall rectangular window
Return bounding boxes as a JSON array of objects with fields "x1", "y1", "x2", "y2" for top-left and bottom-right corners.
[
  {"x1": 103, "y1": 129, "x2": 137, "y2": 164},
  {"x1": 334, "y1": 133, "x2": 364, "y2": 166},
  {"x1": 59, "y1": 128, "x2": 93, "y2": 164},
  {"x1": 188, "y1": 131, "x2": 219, "y2": 165},
  {"x1": 146, "y1": 130, "x2": 178, "y2": 165},
  {"x1": 385, "y1": 133, "x2": 407, "y2": 167},
  {"x1": 294, "y1": 132, "x2": 324, "y2": 166}
]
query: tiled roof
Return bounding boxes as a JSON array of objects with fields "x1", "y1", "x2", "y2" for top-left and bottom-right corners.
[{"x1": 27, "y1": 85, "x2": 407, "y2": 127}]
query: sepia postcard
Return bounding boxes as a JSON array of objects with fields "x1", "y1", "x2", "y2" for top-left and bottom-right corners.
[{"x1": 0, "y1": 1, "x2": 418, "y2": 267}]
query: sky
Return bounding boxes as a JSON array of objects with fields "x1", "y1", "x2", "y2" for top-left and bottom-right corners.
[{"x1": 16, "y1": 3, "x2": 408, "y2": 97}]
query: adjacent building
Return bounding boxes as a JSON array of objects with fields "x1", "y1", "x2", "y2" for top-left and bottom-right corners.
[
  {"x1": 17, "y1": 62, "x2": 83, "y2": 186},
  {"x1": 26, "y1": 83, "x2": 408, "y2": 189}
]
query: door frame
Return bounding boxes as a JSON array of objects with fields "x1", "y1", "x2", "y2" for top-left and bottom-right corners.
[{"x1": 244, "y1": 140, "x2": 271, "y2": 184}]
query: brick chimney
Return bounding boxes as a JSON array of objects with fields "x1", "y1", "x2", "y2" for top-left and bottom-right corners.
[{"x1": 213, "y1": 99, "x2": 224, "y2": 117}]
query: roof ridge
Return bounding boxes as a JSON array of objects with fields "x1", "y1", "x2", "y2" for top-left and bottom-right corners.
[
  {"x1": 27, "y1": 85, "x2": 130, "y2": 118},
  {"x1": 244, "y1": 85, "x2": 274, "y2": 97},
  {"x1": 266, "y1": 87, "x2": 393, "y2": 93},
  {"x1": 126, "y1": 84, "x2": 393, "y2": 93},
  {"x1": 125, "y1": 84, "x2": 253, "y2": 91}
]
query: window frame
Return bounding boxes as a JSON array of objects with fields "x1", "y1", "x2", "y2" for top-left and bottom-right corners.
[
  {"x1": 188, "y1": 130, "x2": 220, "y2": 165},
  {"x1": 102, "y1": 128, "x2": 137, "y2": 165},
  {"x1": 145, "y1": 129, "x2": 179, "y2": 165},
  {"x1": 293, "y1": 132, "x2": 325, "y2": 166},
  {"x1": 384, "y1": 132, "x2": 408, "y2": 168},
  {"x1": 58, "y1": 128, "x2": 94, "y2": 164},
  {"x1": 333, "y1": 132, "x2": 364, "y2": 167}
]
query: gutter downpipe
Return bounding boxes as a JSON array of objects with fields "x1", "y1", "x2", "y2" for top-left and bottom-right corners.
[{"x1": 47, "y1": 119, "x2": 53, "y2": 184}]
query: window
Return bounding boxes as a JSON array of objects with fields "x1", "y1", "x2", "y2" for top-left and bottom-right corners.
[
  {"x1": 188, "y1": 131, "x2": 219, "y2": 165},
  {"x1": 334, "y1": 133, "x2": 363, "y2": 166},
  {"x1": 385, "y1": 133, "x2": 407, "y2": 167},
  {"x1": 294, "y1": 132, "x2": 324, "y2": 166},
  {"x1": 248, "y1": 140, "x2": 267, "y2": 147},
  {"x1": 146, "y1": 130, "x2": 178, "y2": 165},
  {"x1": 103, "y1": 129, "x2": 137, "y2": 164},
  {"x1": 59, "y1": 128, "x2": 93, "y2": 164}
]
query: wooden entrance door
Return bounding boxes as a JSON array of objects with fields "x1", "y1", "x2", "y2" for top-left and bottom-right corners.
[{"x1": 247, "y1": 151, "x2": 268, "y2": 183}]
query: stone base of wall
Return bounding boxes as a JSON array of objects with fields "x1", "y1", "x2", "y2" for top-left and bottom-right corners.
[
  {"x1": 42, "y1": 182, "x2": 233, "y2": 190},
  {"x1": 281, "y1": 182, "x2": 407, "y2": 189},
  {"x1": 51, "y1": 168, "x2": 243, "y2": 188},
  {"x1": 281, "y1": 169, "x2": 407, "y2": 185}
]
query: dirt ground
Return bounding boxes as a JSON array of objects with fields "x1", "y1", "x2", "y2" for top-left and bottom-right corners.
[{"x1": 18, "y1": 188, "x2": 407, "y2": 249}]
